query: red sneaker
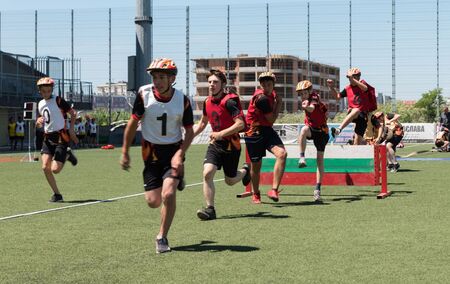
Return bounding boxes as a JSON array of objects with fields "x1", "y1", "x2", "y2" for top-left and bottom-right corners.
[
  {"x1": 267, "y1": 189, "x2": 279, "y2": 202},
  {"x1": 252, "y1": 192, "x2": 261, "y2": 204}
]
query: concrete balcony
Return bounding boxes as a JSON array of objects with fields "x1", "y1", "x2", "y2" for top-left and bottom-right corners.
[
  {"x1": 238, "y1": 81, "x2": 258, "y2": 87},
  {"x1": 195, "y1": 82, "x2": 209, "y2": 88},
  {"x1": 270, "y1": 68, "x2": 294, "y2": 73},
  {"x1": 238, "y1": 67, "x2": 266, "y2": 72},
  {"x1": 193, "y1": 96, "x2": 208, "y2": 102},
  {"x1": 194, "y1": 67, "x2": 209, "y2": 73}
]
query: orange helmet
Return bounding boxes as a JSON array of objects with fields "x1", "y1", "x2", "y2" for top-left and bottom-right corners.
[
  {"x1": 37, "y1": 77, "x2": 55, "y2": 87},
  {"x1": 146, "y1": 58, "x2": 178, "y2": 75},
  {"x1": 258, "y1": 71, "x2": 276, "y2": 82},
  {"x1": 348, "y1": 67, "x2": 361, "y2": 76},
  {"x1": 296, "y1": 80, "x2": 312, "y2": 91}
]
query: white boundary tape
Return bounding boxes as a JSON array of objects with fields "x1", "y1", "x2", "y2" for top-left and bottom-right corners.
[{"x1": 0, "y1": 179, "x2": 225, "y2": 222}]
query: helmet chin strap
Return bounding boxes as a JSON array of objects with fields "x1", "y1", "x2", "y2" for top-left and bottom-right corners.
[
  {"x1": 161, "y1": 86, "x2": 171, "y2": 95},
  {"x1": 159, "y1": 79, "x2": 174, "y2": 95}
]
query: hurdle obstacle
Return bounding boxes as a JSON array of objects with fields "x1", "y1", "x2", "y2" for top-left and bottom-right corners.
[{"x1": 237, "y1": 144, "x2": 391, "y2": 199}]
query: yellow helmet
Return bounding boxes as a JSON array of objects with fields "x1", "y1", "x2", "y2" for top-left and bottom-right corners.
[
  {"x1": 296, "y1": 80, "x2": 312, "y2": 91},
  {"x1": 37, "y1": 77, "x2": 55, "y2": 87},
  {"x1": 348, "y1": 67, "x2": 361, "y2": 76},
  {"x1": 258, "y1": 71, "x2": 276, "y2": 82}
]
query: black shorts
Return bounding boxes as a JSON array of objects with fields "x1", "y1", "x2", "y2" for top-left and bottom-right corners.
[
  {"x1": 142, "y1": 141, "x2": 182, "y2": 191},
  {"x1": 90, "y1": 133, "x2": 97, "y2": 138},
  {"x1": 15, "y1": 136, "x2": 25, "y2": 141},
  {"x1": 386, "y1": 135, "x2": 403, "y2": 151},
  {"x1": 352, "y1": 111, "x2": 368, "y2": 137},
  {"x1": 41, "y1": 132, "x2": 69, "y2": 163},
  {"x1": 204, "y1": 142, "x2": 241, "y2": 178},
  {"x1": 307, "y1": 126, "x2": 329, "y2": 152},
  {"x1": 244, "y1": 126, "x2": 284, "y2": 163}
]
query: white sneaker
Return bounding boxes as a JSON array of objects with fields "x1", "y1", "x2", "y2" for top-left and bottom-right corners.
[
  {"x1": 313, "y1": 189, "x2": 322, "y2": 202},
  {"x1": 331, "y1": 127, "x2": 340, "y2": 138},
  {"x1": 298, "y1": 158, "x2": 307, "y2": 168},
  {"x1": 155, "y1": 237, "x2": 171, "y2": 254}
]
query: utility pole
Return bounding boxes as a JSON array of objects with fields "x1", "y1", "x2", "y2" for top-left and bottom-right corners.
[
  {"x1": 186, "y1": 6, "x2": 190, "y2": 97},
  {"x1": 436, "y1": 0, "x2": 440, "y2": 122},
  {"x1": 108, "y1": 8, "x2": 112, "y2": 126},
  {"x1": 391, "y1": 0, "x2": 396, "y2": 112},
  {"x1": 135, "y1": 0, "x2": 153, "y2": 88}
]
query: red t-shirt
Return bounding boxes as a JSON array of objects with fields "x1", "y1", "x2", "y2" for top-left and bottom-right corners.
[
  {"x1": 246, "y1": 89, "x2": 276, "y2": 132},
  {"x1": 304, "y1": 92, "x2": 327, "y2": 128},
  {"x1": 203, "y1": 93, "x2": 244, "y2": 141}
]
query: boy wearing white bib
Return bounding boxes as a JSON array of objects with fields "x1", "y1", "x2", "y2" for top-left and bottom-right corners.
[
  {"x1": 121, "y1": 58, "x2": 194, "y2": 254},
  {"x1": 36, "y1": 77, "x2": 79, "y2": 203}
]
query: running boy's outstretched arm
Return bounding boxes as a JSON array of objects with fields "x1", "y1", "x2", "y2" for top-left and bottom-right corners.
[
  {"x1": 193, "y1": 115, "x2": 208, "y2": 137},
  {"x1": 121, "y1": 117, "x2": 139, "y2": 170},
  {"x1": 67, "y1": 108, "x2": 79, "y2": 144},
  {"x1": 346, "y1": 68, "x2": 368, "y2": 92}
]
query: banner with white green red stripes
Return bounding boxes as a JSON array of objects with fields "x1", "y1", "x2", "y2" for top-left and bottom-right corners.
[{"x1": 258, "y1": 145, "x2": 379, "y2": 186}]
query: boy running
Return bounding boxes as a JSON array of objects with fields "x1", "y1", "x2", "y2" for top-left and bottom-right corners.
[
  {"x1": 327, "y1": 68, "x2": 374, "y2": 145},
  {"x1": 244, "y1": 72, "x2": 287, "y2": 204},
  {"x1": 121, "y1": 58, "x2": 194, "y2": 254},
  {"x1": 193, "y1": 69, "x2": 250, "y2": 221},
  {"x1": 296, "y1": 80, "x2": 329, "y2": 202},
  {"x1": 36, "y1": 77, "x2": 78, "y2": 202}
]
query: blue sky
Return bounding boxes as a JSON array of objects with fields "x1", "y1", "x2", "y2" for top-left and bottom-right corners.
[{"x1": 1, "y1": 0, "x2": 449, "y2": 101}]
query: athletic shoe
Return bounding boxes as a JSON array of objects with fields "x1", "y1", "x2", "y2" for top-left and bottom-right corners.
[
  {"x1": 241, "y1": 163, "x2": 251, "y2": 186},
  {"x1": 387, "y1": 164, "x2": 394, "y2": 171},
  {"x1": 267, "y1": 189, "x2": 279, "y2": 202},
  {"x1": 155, "y1": 237, "x2": 171, "y2": 254},
  {"x1": 177, "y1": 178, "x2": 185, "y2": 191},
  {"x1": 66, "y1": 148, "x2": 78, "y2": 166},
  {"x1": 313, "y1": 189, "x2": 322, "y2": 202},
  {"x1": 196, "y1": 207, "x2": 216, "y2": 221},
  {"x1": 392, "y1": 163, "x2": 400, "y2": 172},
  {"x1": 331, "y1": 127, "x2": 340, "y2": 138},
  {"x1": 49, "y1": 193, "x2": 63, "y2": 203},
  {"x1": 252, "y1": 192, "x2": 261, "y2": 204},
  {"x1": 298, "y1": 158, "x2": 307, "y2": 168}
]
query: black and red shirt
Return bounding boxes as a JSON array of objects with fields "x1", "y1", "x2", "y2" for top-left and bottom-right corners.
[
  {"x1": 304, "y1": 92, "x2": 328, "y2": 129},
  {"x1": 203, "y1": 93, "x2": 244, "y2": 141},
  {"x1": 246, "y1": 89, "x2": 277, "y2": 134},
  {"x1": 340, "y1": 80, "x2": 370, "y2": 110}
]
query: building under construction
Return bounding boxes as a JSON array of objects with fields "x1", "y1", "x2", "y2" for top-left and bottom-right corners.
[{"x1": 193, "y1": 54, "x2": 340, "y2": 117}]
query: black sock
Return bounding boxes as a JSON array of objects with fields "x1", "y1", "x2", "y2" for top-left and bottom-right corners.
[
  {"x1": 207, "y1": 205, "x2": 215, "y2": 210},
  {"x1": 315, "y1": 183, "x2": 321, "y2": 191}
]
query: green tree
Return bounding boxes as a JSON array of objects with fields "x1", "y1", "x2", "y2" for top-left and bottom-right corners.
[
  {"x1": 414, "y1": 88, "x2": 444, "y2": 122},
  {"x1": 277, "y1": 112, "x2": 305, "y2": 124},
  {"x1": 377, "y1": 101, "x2": 428, "y2": 123},
  {"x1": 85, "y1": 108, "x2": 131, "y2": 126}
]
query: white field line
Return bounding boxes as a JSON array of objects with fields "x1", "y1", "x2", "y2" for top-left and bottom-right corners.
[{"x1": 0, "y1": 179, "x2": 225, "y2": 221}]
